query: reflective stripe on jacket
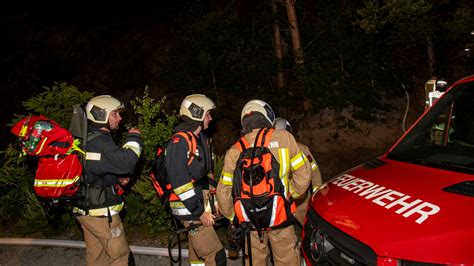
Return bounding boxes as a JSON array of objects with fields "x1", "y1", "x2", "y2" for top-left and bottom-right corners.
[
  {"x1": 216, "y1": 128, "x2": 312, "y2": 222},
  {"x1": 298, "y1": 142, "x2": 323, "y2": 192},
  {"x1": 73, "y1": 125, "x2": 143, "y2": 211},
  {"x1": 165, "y1": 131, "x2": 212, "y2": 221}
]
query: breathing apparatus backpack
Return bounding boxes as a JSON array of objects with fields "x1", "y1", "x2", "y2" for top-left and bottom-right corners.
[
  {"x1": 10, "y1": 114, "x2": 84, "y2": 199},
  {"x1": 232, "y1": 127, "x2": 294, "y2": 239},
  {"x1": 150, "y1": 131, "x2": 197, "y2": 204}
]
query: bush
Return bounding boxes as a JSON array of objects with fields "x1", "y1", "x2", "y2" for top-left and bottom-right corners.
[
  {"x1": 124, "y1": 88, "x2": 178, "y2": 234},
  {"x1": 0, "y1": 82, "x2": 93, "y2": 234},
  {"x1": 0, "y1": 83, "x2": 224, "y2": 236}
]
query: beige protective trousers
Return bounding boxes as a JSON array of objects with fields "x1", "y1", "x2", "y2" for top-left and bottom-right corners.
[
  {"x1": 77, "y1": 214, "x2": 131, "y2": 266},
  {"x1": 183, "y1": 222, "x2": 224, "y2": 266},
  {"x1": 294, "y1": 192, "x2": 311, "y2": 226},
  {"x1": 245, "y1": 225, "x2": 300, "y2": 266}
]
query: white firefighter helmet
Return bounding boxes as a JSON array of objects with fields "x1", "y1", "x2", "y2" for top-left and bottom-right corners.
[
  {"x1": 274, "y1": 117, "x2": 292, "y2": 132},
  {"x1": 179, "y1": 94, "x2": 216, "y2": 122},
  {"x1": 241, "y1": 99, "x2": 275, "y2": 125},
  {"x1": 86, "y1": 95, "x2": 125, "y2": 124},
  {"x1": 432, "y1": 123, "x2": 445, "y2": 132},
  {"x1": 431, "y1": 122, "x2": 454, "y2": 143}
]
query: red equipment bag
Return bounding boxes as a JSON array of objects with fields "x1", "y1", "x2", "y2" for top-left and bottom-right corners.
[
  {"x1": 10, "y1": 115, "x2": 74, "y2": 156},
  {"x1": 11, "y1": 115, "x2": 83, "y2": 199},
  {"x1": 34, "y1": 154, "x2": 82, "y2": 198}
]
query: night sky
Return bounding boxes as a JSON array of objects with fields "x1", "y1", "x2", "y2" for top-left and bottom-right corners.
[{"x1": 0, "y1": 4, "x2": 183, "y2": 147}]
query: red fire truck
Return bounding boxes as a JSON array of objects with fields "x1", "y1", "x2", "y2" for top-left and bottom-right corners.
[{"x1": 302, "y1": 75, "x2": 474, "y2": 265}]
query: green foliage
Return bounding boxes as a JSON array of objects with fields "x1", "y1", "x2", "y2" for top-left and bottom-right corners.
[
  {"x1": 129, "y1": 87, "x2": 178, "y2": 160},
  {"x1": 357, "y1": 0, "x2": 433, "y2": 43},
  {"x1": 155, "y1": 0, "x2": 408, "y2": 118},
  {"x1": 441, "y1": 7, "x2": 474, "y2": 42},
  {"x1": 0, "y1": 146, "x2": 30, "y2": 226},
  {"x1": 356, "y1": 0, "x2": 473, "y2": 76},
  {"x1": 0, "y1": 83, "x2": 93, "y2": 233},
  {"x1": 158, "y1": 2, "x2": 278, "y2": 116},
  {"x1": 301, "y1": 0, "x2": 403, "y2": 113},
  {"x1": 20, "y1": 82, "x2": 94, "y2": 126},
  {"x1": 124, "y1": 88, "x2": 178, "y2": 233}
]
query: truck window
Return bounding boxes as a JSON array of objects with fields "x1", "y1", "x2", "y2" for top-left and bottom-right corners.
[{"x1": 387, "y1": 82, "x2": 474, "y2": 174}]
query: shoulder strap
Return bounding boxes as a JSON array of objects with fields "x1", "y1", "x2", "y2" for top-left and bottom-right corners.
[
  {"x1": 174, "y1": 131, "x2": 197, "y2": 165},
  {"x1": 87, "y1": 131, "x2": 102, "y2": 142},
  {"x1": 235, "y1": 137, "x2": 250, "y2": 152},
  {"x1": 254, "y1": 127, "x2": 274, "y2": 148},
  {"x1": 235, "y1": 127, "x2": 274, "y2": 151}
]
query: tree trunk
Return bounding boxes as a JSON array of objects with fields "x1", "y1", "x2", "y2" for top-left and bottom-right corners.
[
  {"x1": 426, "y1": 35, "x2": 435, "y2": 75},
  {"x1": 284, "y1": 0, "x2": 304, "y2": 66},
  {"x1": 284, "y1": 0, "x2": 310, "y2": 113},
  {"x1": 272, "y1": 2, "x2": 285, "y2": 91}
]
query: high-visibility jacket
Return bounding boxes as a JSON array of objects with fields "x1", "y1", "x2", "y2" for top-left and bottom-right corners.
[
  {"x1": 165, "y1": 131, "x2": 212, "y2": 221},
  {"x1": 73, "y1": 124, "x2": 143, "y2": 215},
  {"x1": 298, "y1": 142, "x2": 322, "y2": 192},
  {"x1": 216, "y1": 128, "x2": 312, "y2": 222}
]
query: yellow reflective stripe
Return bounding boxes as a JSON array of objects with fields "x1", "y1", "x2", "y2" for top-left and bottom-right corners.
[
  {"x1": 123, "y1": 141, "x2": 142, "y2": 157},
  {"x1": 278, "y1": 148, "x2": 289, "y2": 179},
  {"x1": 278, "y1": 148, "x2": 290, "y2": 197},
  {"x1": 190, "y1": 260, "x2": 205, "y2": 266},
  {"x1": 19, "y1": 124, "x2": 28, "y2": 137},
  {"x1": 169, "y1": 201, "x2": 186, "y2": 208},
  {"x1": 174, "y1": 181, "x2": 194, "y2": 195},
  {"x1": 34, "y1": 175, "x2": 80, "y2": 187},
  {"x1": 225, "y1": 212, "x2": 235, "y2": 222},
  {"x1": 290, "y1": 151, "x2": 307, "y2": 170},
  {"x1": 312, "y1": 185, "x2": 321, "y2": 193},
  {"x1": 311, "y1": 161, "x2": 319, "y2": 172},
  {"x1": 35, "y1": 137, "x2": 48, "y2": 155},
  {"x1": 220, "y1": 172, "x2": 233, "y2": 186},
  {"x1": 73, "y1": 202, "x2": 124, "y2": 216}
]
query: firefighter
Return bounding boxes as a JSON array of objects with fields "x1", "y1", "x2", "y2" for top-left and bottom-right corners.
[
  {"x1": 431, "y1": 122, "x2": 455, "y2": 145},
  {"x1": 216, "y1": 99, "x2": 312, "y2": 266},
  {"x1": 274, "y1": 117, "x2": 323, "y2": 225},
  {"x1": 73, "y1": 95, "x2": 143, "y2": 266},
  {"x1": 424, "y1": 73, "x2": 438, "y2": 110},
  {"x1": 165, "y1": 94, "x2": 226, "y2": 266}
]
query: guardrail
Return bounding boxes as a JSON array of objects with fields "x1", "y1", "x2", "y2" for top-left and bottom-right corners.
[{"x1": 0, "y1": 238, "x2": 188, "y2": 257}]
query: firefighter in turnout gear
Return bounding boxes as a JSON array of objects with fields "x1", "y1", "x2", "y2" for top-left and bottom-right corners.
[
  {"x1": 73, "y1": 95, "x2": 143, "y2": 266},
  {"x1": 216, "y1": 100, "x2": 312, "y2": 266},
  {"x1": 165, "y1": 94, "x2": 226, "y2": 266},
  {"x1": 274, "y1": 117, "x2": 323, "y2": 225}
]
